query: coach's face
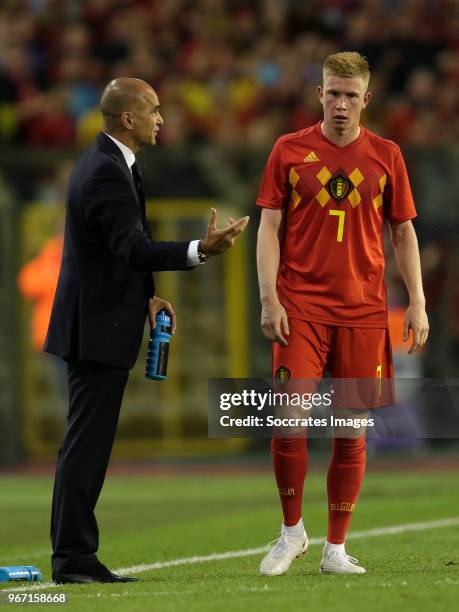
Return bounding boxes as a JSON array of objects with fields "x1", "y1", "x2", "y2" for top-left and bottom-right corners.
[
  {"x1": 128, "y1": 86, "x2": 164, "y2": 148},
  {"x1": 318, "y1": 75, "x2": 371, "y2": 134}
]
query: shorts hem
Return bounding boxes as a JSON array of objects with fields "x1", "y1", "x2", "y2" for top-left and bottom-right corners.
[{"x1": 286, "y1": 314, "x2": 388, "y2": 329}]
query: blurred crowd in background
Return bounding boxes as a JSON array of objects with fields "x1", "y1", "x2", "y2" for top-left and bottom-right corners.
[{"x1": 1, "y1": 0, "x2": 459, "y2": 149}]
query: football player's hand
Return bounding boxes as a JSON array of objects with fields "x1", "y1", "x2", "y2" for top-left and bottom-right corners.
[
  {"x1": 404, "y1": 303, "x2": 429, "y2": 354},
  {"x1": 200, "y1": 208, "x2": 249, "y2": 255},
  {"x1": 148, "y1": 297, "x2": 176, "y2": 334},
  {"x1": 261, "y1": 299, "x2": 289, "y2": 346}
]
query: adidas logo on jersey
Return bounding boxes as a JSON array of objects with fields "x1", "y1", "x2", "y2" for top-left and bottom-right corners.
[{"x1": 304, "y1": 151, "x2": 319, "y2": 162}]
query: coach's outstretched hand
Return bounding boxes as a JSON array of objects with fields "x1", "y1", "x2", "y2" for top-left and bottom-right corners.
[{"x1": 200, "y1": 208, "x2": 249, "y2": 256}]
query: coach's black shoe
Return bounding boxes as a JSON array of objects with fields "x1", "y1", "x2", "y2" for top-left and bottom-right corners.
[{"x1": 52, "y1": 562, "x2": 139, "y2": 584}]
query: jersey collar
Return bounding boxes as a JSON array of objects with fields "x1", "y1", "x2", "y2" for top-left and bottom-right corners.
[{"x1": 315, "y1": 121, "x2": 366, "y2": 150}]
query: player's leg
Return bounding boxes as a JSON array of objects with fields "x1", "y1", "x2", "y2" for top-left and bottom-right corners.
[
  {"x1": 321, "y1": 432, "x2": 367, "y2": 574},
  {"x1": 260, "y1": 319, "x2": 330, "y2": 576},
  {"x1": 320, "y1": 327, "x2": 392, "y2": 574}
]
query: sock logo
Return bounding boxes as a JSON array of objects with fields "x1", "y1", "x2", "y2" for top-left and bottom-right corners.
[
  {"x1": 279, "y1": 487, "x2": 295, "y2": 496},
  {"x1": 330, "y1": 502, "x2": 355, "y2": 512}
]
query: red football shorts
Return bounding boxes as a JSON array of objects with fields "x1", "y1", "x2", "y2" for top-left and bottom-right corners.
[{"x1": 272, "y1": 319, "x2": 395, "y2": 409}]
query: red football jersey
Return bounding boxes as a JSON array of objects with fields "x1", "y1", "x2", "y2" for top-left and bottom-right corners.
[{"x1": 257, "y1": 122, "x2": 416, "y2": 327}]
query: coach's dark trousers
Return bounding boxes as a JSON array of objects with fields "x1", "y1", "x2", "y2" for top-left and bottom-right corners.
[{"x1": 50, "y1": 360, "x2": 129, "y2": 574}]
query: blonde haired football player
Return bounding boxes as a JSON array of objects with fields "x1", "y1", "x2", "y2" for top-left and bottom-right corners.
[{"x1": 257, "y1": 51, "x2": 428, "y2": 576}]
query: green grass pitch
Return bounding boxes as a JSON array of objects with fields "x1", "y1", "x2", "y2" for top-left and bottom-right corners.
[{"x1": 0, "y1": 468, "x2": 458, "y2": 611}]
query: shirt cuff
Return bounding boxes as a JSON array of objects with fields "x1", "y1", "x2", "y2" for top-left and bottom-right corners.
[{"x1": 187, "y1": 240, "x2": 202, "y2": 266}]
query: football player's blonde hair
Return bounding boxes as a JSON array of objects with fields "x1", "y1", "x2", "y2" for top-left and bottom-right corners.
[{"x1": 323, "y1": 51, "x2": 370, "y2": 89}]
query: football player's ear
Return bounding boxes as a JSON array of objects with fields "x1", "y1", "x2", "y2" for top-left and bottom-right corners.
[
  {"x1": 362, "y1": 90, "x2": 372, "y2": 109},
  {"x1": 317, "y1": 85, "x2": 324, "y2": 103}
]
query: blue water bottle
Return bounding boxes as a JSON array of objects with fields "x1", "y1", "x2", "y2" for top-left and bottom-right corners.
[
  {"x1": 145, "y1": 310, "x2": 172, "y2": 381},
  {"x1": 0, "y1": 566, "x2": 43, "y2": 582}
]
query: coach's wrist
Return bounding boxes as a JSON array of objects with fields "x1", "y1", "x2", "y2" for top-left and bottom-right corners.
[{"x1": 197, "y1": 240, "x2": 209, "y2": 263}]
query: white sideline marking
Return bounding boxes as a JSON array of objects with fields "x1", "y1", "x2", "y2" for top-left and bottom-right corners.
[
  {"x1": 2, "y1": 516, "x2": 459, "y2": 592},
  {"x1": 115, "y1": 516, "x2": 459, "y2": 575},
  {"x1": 2, "y1": 582, "x2": 58, "y2": 592}
]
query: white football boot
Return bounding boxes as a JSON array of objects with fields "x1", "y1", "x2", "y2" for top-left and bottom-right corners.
[
  {"x1": 260, "y1": 521, "x2": 308, "y2": 576},
  {"x1": 320, "y1": 542, "x2": 366, "y2": 574}
]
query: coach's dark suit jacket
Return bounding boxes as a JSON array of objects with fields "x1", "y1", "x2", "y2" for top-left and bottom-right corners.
[{"x1": 44, "y1": 132, "x2": 191, "y2": 370}]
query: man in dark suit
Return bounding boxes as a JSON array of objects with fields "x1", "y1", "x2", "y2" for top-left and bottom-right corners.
[{"x1": 44, "y1": 78, "x2": 249, "y2": 584}]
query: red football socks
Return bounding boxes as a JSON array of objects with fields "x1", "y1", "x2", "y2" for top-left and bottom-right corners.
[
  {"x1": 326, "y1": 436, "x2": 366, "y2": 544},
  {"x1": 271, "y1": 437, "x2": 308, "y2": 526},
  {"x1": 271, "y1": 436, "x2": 366, "y2": 537}
]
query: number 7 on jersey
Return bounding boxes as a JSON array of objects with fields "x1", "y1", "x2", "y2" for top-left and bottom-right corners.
[{"x1": 329, "y1": 209, "x2": 346, "y2": 243}]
